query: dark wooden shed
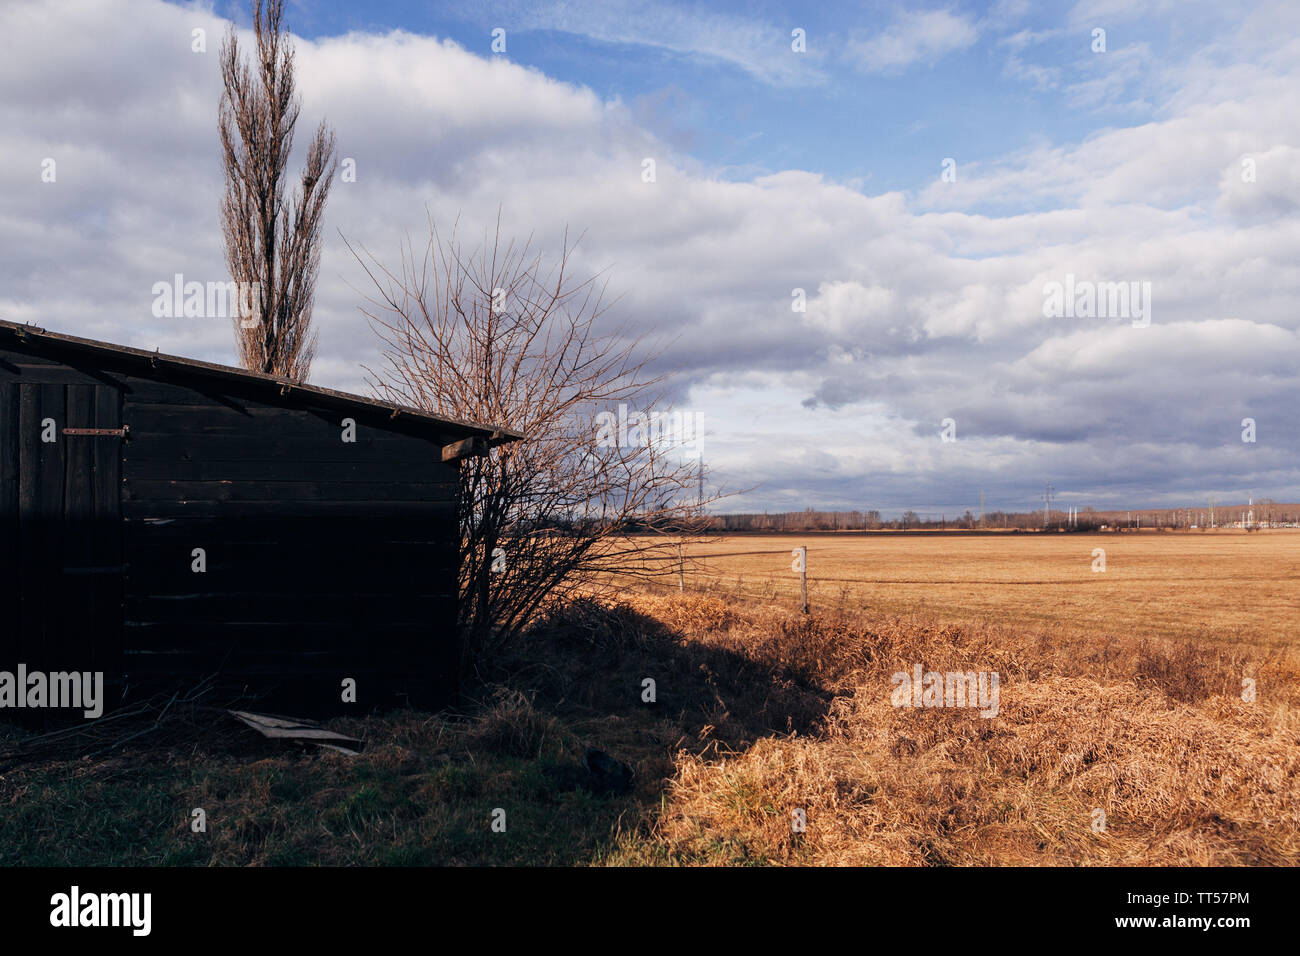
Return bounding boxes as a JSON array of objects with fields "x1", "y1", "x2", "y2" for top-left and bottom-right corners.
[{"x1": 0, "y1": 320, "x2": 519, "y2": 719}]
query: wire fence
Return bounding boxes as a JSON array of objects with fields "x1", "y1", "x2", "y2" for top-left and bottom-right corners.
[
  {"x1": 621, "y1": 543, "x2": 825, "y2": 612},
  {"x1": 615, "y1": 540, "x2": 1095, "y2": 612}
]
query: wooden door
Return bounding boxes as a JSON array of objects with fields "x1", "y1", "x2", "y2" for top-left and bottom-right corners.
[{"x1": 0, "y1": 383, "x2": 123, "y2": 679}]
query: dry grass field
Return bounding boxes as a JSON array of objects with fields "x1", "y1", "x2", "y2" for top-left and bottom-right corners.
[
  {"x1": 660, "y1": 530, "x2": 1300, "y2": 649},
  {"x1": 4, "y1": 531, "x2": 1296, "y2": 866},
  {"x1": 599, "y1": 590, "x2": 1300, "y2": 865}
]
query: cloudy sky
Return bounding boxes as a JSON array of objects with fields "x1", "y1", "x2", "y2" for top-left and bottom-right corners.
[{"x1": 3, "y1": 0, "x2": 1298, "y2": 515}]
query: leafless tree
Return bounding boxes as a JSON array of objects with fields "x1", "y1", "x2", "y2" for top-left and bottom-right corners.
[
  {"x1": 347, "y1": 215, "x2": 720, "y2": 666},
  {"x1": 219, "y1": 0, "x2": 336, "y2": 379}
]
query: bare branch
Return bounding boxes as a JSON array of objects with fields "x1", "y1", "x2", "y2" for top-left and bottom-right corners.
[{"x1": 343, "y1": 216, "x2": 727, "y2": 667}]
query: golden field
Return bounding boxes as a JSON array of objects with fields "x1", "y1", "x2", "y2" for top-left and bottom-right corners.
[{"x1": 663, "y1": 530, "x2": 1300, "y2": 649}]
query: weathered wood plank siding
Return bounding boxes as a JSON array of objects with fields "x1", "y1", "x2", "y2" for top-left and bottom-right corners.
[
  {"x1": 0, "y1": 330, "x2": 490, "y2": 719},
  {"x1": 119, "y1": 375, "x2": 461, "y2": 713}
]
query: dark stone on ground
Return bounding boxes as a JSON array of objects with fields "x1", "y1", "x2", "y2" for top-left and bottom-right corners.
[
  {"x1": 582, "y1": 747, "x2": 634, "y2": 794},
  {"x1": 541, "y1": 748, "x2": 634, "y2": 795}
]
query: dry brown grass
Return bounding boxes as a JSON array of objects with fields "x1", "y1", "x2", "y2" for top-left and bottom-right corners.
[
  {"x1": 4, "y1": 573, "x2": 1294, "y2": 866},
  {"x1": 594, "y1": 589, "x2": 1300, "y2": 866}
]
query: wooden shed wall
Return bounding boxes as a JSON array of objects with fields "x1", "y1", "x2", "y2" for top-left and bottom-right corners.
[
  {"x1": 0, "y1": 365, "x2": 122, "y2": 683},
  {"x1": 0, "y1": 345, "x2": 464, "y2": 717}
]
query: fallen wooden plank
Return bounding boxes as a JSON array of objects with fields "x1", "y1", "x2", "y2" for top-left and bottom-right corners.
[{"x1": 228, "y1": 710, "x2": 363, "y2": 754}]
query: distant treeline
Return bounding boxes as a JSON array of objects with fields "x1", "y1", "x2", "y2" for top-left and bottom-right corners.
[
  {"x1": 709, "y1": 509, "x2": 1075, "y2": 532},
  {"x1": 704, "y1": 502, "x2": 1300, "y2": 533}
]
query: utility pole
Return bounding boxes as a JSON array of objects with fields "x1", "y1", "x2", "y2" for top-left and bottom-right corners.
[{"x1": 979, "y1": 490, "x2": 985, "y2": 529}]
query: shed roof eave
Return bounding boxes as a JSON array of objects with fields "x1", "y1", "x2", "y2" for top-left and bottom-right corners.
[{"x1": 0, "y1": 319, "x2": 523, "y2": 444}]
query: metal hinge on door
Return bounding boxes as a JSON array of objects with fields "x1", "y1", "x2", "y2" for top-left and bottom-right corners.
[{"x1": 63, "y1": 425, "x2": 129, "y2": 438}]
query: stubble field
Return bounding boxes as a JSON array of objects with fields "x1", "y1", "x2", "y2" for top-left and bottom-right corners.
[{"x1": 661, "y1": 530, "x2": 1300, "y2": 649}]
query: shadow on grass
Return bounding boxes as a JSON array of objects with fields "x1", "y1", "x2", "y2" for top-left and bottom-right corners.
[{"x1": 0, "y1": 595, "x2": 843, "y2": 866}]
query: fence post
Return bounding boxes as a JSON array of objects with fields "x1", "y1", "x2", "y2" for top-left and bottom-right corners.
[
  {"x1": 800, "y1": 545, "x2": 809, "y2": 614},
  {"x1": 678, "y1": 541, "x2": 685, "y2": 593}
]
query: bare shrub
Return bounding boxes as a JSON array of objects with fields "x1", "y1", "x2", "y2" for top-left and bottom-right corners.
[{"x1": 348, "y1": 214, "x2": 720, "y2": 667}]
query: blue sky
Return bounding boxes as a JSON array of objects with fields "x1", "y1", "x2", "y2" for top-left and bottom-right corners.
[
  {"x1": 4, "y1": 1, "x2": 1299, "y2": 515},
  {"x1": 210, "y1": 0, "x2": 1220, "y2": 201}
]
